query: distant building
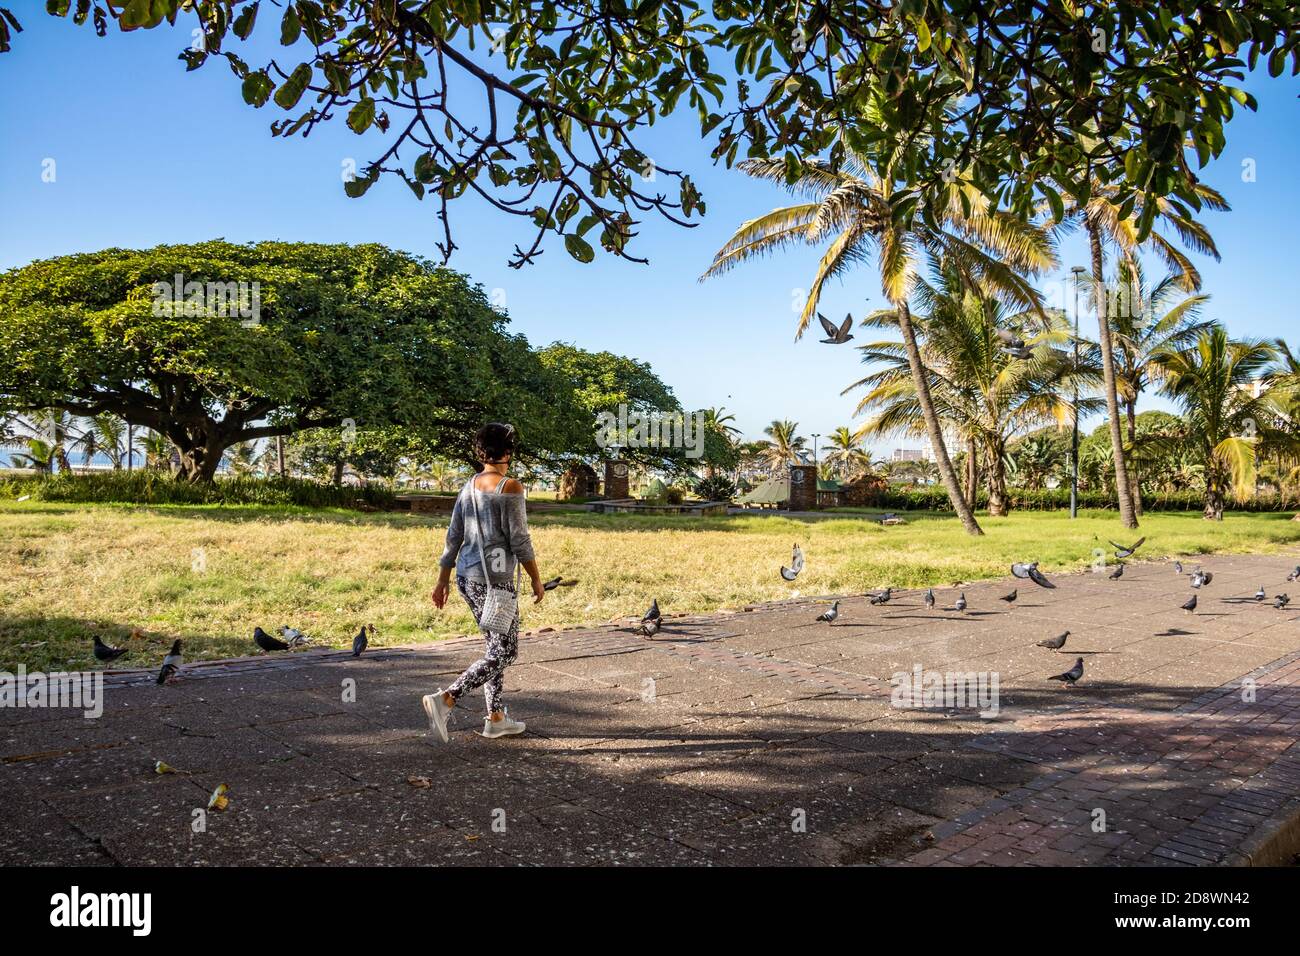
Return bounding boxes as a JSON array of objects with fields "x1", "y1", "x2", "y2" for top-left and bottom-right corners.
[{"x1": 891, "y1": 447, "x2": 929, "y2": 462}]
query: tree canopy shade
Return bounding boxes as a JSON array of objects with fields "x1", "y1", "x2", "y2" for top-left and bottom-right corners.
[
  {"x1": 17, "y1": 2, "x2": 1298, "y2": 266},
  {"x1": 0, "y1": 241, "x2": 585, "y2": 481}
]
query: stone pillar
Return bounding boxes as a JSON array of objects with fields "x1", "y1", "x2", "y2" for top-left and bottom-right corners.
[
  {"x1": 604, "y1": 459, "x2": 630, "y2": 500},
  {"x1": 788, "y1": 464, "x2": 818, "y2": 511}
]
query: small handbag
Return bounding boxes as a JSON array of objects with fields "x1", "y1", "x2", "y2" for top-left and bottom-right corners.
[{"x1": 468, "y1": 479, "x2": 521, "y2": 633}]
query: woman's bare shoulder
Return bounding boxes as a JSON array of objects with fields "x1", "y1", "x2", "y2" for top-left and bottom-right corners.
[{"x1": 500, "y1": 477, "x2": 525, "y2": 495}]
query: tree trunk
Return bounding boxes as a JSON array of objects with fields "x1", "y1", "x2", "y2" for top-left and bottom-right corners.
[
  {"x1": 986, "y1": 441, "x2": 1009, "y2": 517},
  {"x1": 332, "y1": 459, "x2": 345, "y2": 487},
  {"x1": 1204, "y1": 467, "x2": 1225, "y2": 521},
  {"x1": 1087, "y1": 223, "x2": 1139, "y2": 529},
  {"x1": 1126, "y1": 400, "x2": 1143, "y2": 517},
  {"x1": 964, "y1": 435, "x2": 979, "y2": 505},
  {"x1": 894, "y1": 300, "x2": 983, "y2": 535}
]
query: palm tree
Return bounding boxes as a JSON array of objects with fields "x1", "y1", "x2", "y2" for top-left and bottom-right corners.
[
  {"x1": 67, "y1": 413, "x2": 129, "y2": 470},
  {"x1": 702, "y1": 147, "x2": 1057, "y2": 536},
  {"x1": 1109, "y1": 265, "x2": 1214, "y2": 515},
  {"x1": 10, "y1": 437, "x2": 56, "y2": 474},
  {"x1": 698, "y1": 406, "x2": 741, "y2": 478},
  {"x1": 760, "y1": 420, "x2": 806, "y2": 474},
  {"x1": 1058, "y1": 179, "x2": 1228, "y2": 528},
  {"x1": 224, "y1": 441, "x2": 260, "y2": 476},
  {"x1": 847, "y1": 269, "x2": 1095, "y2": 516},
  {"x1": 823, "y1": 426, "x2": 871, "y2": 480},
  {"x1": 139, "y1": 429, "x2": 176, "y2": 473},
  {"x1": 1153, "y1": 327, "x2": 1283, "y2": 520}
]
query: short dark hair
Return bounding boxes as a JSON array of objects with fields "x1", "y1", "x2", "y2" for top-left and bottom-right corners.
[{"x1": 474, "y1": 422, "x2": 516, "y2": 464}]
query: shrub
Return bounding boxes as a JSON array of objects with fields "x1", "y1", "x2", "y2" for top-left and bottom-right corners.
[
  {"x1": 0, "y1": 472, "x2": 396, "y2": 510},
  {"x1": 694, "y1": 474, "x2": 737, "y2": 502}
]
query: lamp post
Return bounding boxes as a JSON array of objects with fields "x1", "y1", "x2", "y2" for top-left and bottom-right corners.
[
  {"x1": 811, "y1": 433, "x2": 820, "y2": 469},
  {"x1": 1070, "y1": 265, "x2": 1087, "y2": 519}
]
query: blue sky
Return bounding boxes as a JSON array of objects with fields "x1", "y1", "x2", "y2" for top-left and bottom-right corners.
[{"x1": 2, "y1": 13, "x2": 1298, "y2": 454}]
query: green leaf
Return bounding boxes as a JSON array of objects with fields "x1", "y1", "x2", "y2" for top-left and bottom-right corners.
[
  {"x1": 232, "y1": 2, "x2": 258, "y2": 40},
  {"x1": 241, "y1": 71, "x2": 273, "y2": 107},
  {"x1": 564, "y1": 234, "x2": 595, "y2": 263},
  {"x1": 273, "y1": 63, "x2": 312, "y2": 110},
  {"x1": 280, "y1": 5, "x2": 300, "y2": 45},
  {"x1": 347, "y1": 97, "x2": 376, "y2": 134}
]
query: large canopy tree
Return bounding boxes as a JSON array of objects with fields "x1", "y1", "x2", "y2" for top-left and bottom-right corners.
[
  {"x1": 10, "y1": 2, "x2": 1296, "y2": 267},
  {"x1": 0, "y1": 241, "x2": 584, "y2": 481}
]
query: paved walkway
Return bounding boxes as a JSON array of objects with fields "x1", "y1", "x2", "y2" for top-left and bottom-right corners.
[{"x1": 4, "y1": 552, "x2": 1300, "y2": 866}]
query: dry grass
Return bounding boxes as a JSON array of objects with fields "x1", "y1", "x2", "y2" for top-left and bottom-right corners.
[{"x1": 2, "y1": 500, "x2": 1298, "y2": 671}]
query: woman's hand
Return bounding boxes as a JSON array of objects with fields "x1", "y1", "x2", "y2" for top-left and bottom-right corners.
[
  {"x1": 431, "y1": 578, "x2": 450, "y2": 609},
  {"x1": 531, "y1": 576, "x2": 546, "y2": 604}
]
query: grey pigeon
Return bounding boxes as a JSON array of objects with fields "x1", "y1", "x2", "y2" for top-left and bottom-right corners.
[
  {"x1": 643, "y1": 599, "x2": 661, "y2": 624},
  {"x1": 1037, "y1": 631, "x2": 1069, "y2": 650},
  {"x1": 92, "y1": 635, "x2": 128, "y2": 663},
  {"x1": 542, "y1": 577, "x2": 578, "y2": 590},
  {"x1": 1275, "y1": 593, "x2": 1291, "y2": 610},
  {"x1": 1048, "y1": 657, "x2": 1084, "y2": 686},
  {"x1": 999, "y1": 589, "x2": 1017, "y2": 604},
  {"x1": 1255, "y1": 585, "x2": 1266, "y2": 602},
  {"x1": 1027, "y1": 565, "x2": 1056, "y2": 589},
  {"x1": 280, "y1": 625, "x2": 311, "y2": 647},
  {"x1": 1108, "y1": 563, "x2": 1124, "y2": 580},
  {"x1": 816, "y1": 601, "x2": 840, "y2": 624},
  {"x1": 1110, "y1": 536, "x2": 1146, "y2": 559},
  {"x1": 781, "y1": 543, "x2": 804, "y2": 581},
  {"x1": 954, "y1": 592, "x2": 968, "y2": 612},
  {"x1": 817, "y1": 312, "x2": 854, "y2": 344},
  {"x1": 1011, "y1": 562, "x2": 1035, "y2": 579},
  {"x1": 156, "y1": 640, "x2": 182, "y2": 685},
  {"x1": 1174, "y1": 560, "x2": 1183, "y2": 575},
  {"x1": 1181, "y1": 594, "x2": 1198, "y2": 614},
  {"x1": 923, "y1": 588, "x2": 935, "y2": 609},
  {"x1": 1190, "y1": 569, "x2": 1213, "y2": 589},
  {"x1": 869, "y1": 587, "x2": 892, "y2": 606},
  {"x1": 995, "y1": 327, "x2": 1026, "y2": 350},
  {"x1": 638, "y1": 616, "x2": 661, "y2": 637},
  {"x1": 351, "y1": 624, "x2": 370, "y2": 658},
  {"x1": 1288, "y1": 566, "x2": 1300, "y2": 583},
  {"x1": 254, "y1": 626, "x2": 289, "y2": 652}
]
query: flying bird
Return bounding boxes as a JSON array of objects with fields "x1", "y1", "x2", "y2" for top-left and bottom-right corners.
[
  {"x1": 999, "y1": 589, "x2": 1017, "y2": 604},
  {"x1": 923, "y1": 588, "x2": 935, "y2": 609},
  {"x1": 1181, "y1": 594, "x2": 1198, "y2": 614},
  {"x1": 1011, "y1": 562, "x2": 1035, "y2": 579},
  {"x1": 1254, "y1": 585, "x2": 1267, "y2": 602},
  {"x1": 1048, "y1": 657, "x2": 1085, "y2": 686},
  {"x1": 817, "y1": 312, "x2": 854, "y2": 344},
  {"x1": 869, "y1": 587, "x2": 892, "y2": 606},
  {"x1": 954, "y1": 592, "x2": 968, "y2": 613},
  {"x1": 1110, "y1": 537, "x2": 1146, "y2": 559},
  {"x1": 1108, "y1": 563, "x2": 1124, "y2": 581},
  {"x1": 542, "y1": 577, "x2": 578, "y2": 591},
  {"x1": 156, "y1": 640, "x2": 182, "y2": 685},
  {"x1": 995, "y1": 328, "x2": 1029, "y2": 358},
  {"x1": 351, "y1": 624, "x2": 371, "y2": 658},
  {"x1": 780, "y1": 543, "x2": 805, "y2": 581},
  {"x1": 254, "y1": 627, "x2": 289, "y2": 652},
  {"x1": 815, "y1": 601, "x2": 840, "y2": 624},
  {"x1": 1037, "y1": 631, "x2": 1070, "y2": 650},
  {"x1": 1275, "y1": 593, "x2": 1291, "y2": 610},
  {"x1": 92, "y1": 636, "x2": 128, "y2": 663},
  {"x1": 1012, "y1": 562, "x2": 1056, "y2": 589},
  {"x1": 1190, "y1": 569, "x2": 1213, "y2": 589}
]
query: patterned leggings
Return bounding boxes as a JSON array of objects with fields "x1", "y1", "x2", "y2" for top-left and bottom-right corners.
[{"x1": 447, "y1": 575, "x2": 519, "y2": 714}]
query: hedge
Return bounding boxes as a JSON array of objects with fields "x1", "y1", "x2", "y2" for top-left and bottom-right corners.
[
  {"x1": 850, "y1": 486, "x2": 1298, "y2": 513},
  {"x1": 0, "y1": 472, "x2": 397, "y2": 510}
]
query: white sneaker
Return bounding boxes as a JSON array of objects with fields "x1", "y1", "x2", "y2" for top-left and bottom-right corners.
[
  {"x1": 422, "y1": 691, "x2": 452, "y2": 743},
  {"x1": 480, "y1": 711, "x2": 525, "y2": 738}
]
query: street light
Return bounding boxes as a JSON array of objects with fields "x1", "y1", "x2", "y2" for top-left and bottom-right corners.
[
  {"x1": 1070, "y1": 265, "x2": 1087, "y2": 519},
  {"x1": 811, "y1": 433, "x2": 820, "y2": 468}
]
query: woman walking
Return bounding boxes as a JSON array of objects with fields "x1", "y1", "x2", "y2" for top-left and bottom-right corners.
[{"x1": 424, "y1": 423, "x2": 544, "y2": 741}]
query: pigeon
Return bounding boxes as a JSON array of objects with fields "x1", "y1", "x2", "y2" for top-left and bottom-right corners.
[
  {"x1": 1288, "y1": 566, "x2": 1300, "y2": 583},
  {"x1": 817, "y1": 312, "x2": 854, "y2": 344},
  {"x1": 780, "y1": 543, "x2": 805, "y2": 581},
  {"x1": 1275, "y1": 593, "x2": 1291, "y2": 610},
  {"x1": 995, "y1": 327, "x2": 1026, "y2": 352},
  {"x1": 1181, "y1": 594, "x2": 1198, "y2": 614},
  {"x1": 156, "y1": 640, "x2": 182, "y2": 684},
  {"x1": 1048, "y1": 657, "x2": 1085, "y2": 686},
  {"x1": 999, "y1": 589, "x2": 1017, "y2": 604},
  {"x1": 1190, "y1": 569, "x2": 1213, "y2": 589},
  {"x1": 1254, "y1": 585, "x2": 1266, "y2": 602},
  {"x1": 280, "y1": 626, "x2": 310, "y2": 647},
  {"x1": 637, "y1": 616, "x2": 661, "y2": 637},
  {"x1": 642, "y1": 600, "x2": 661, "y2": 625},
  {"x1": 542, "y1": 577, "x2": 578, "y2": 591},
  {"x1": 923, "y1": 588, "x2": 935, "y2": 609},
  {"x1": 1037, "y1": 631, "x2": 1070, "y2": 650},
  {"x1": 1026, "y1": 564, "x2": 1056, "y2": 589},
  {"x1": 351, "y1": 624, "x2": 370, "y2": 658},
  {"x1": 1004, "y1": 346, "x2": 1034, "y2": 360},
  {"x1": 954, "y1": 592, "x2": 968, "y2": 612},
  {"x1": 1174, "y1": 560, "x2": 1184, "y2": 575},
  {"x1": 1108, "y1": 563, "x2": 1124, "y2": 581},
  {"x1": 815, "y1": 601, "x2": 840, "y2": 624},
  {"x1": 254, "y1": 626, "x2": 289, "y2": 652},
  {"x1": 92, "y1": 635, "x2": 128, "y2": 663},
  {"x1": 1110, "y1": 536, "x2": 1146, "y2": 559},
  {"x1": 869, "y1": 587, "x2": 892, "y2": 606},
  {"x1": 1011, "y1": 562, "x2": 1034, "y2": 579}
]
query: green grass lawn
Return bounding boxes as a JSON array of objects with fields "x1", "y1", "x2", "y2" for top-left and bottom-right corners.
[{"x1": 2, "y1": 500, "x2": 1297, "y2": 672}]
